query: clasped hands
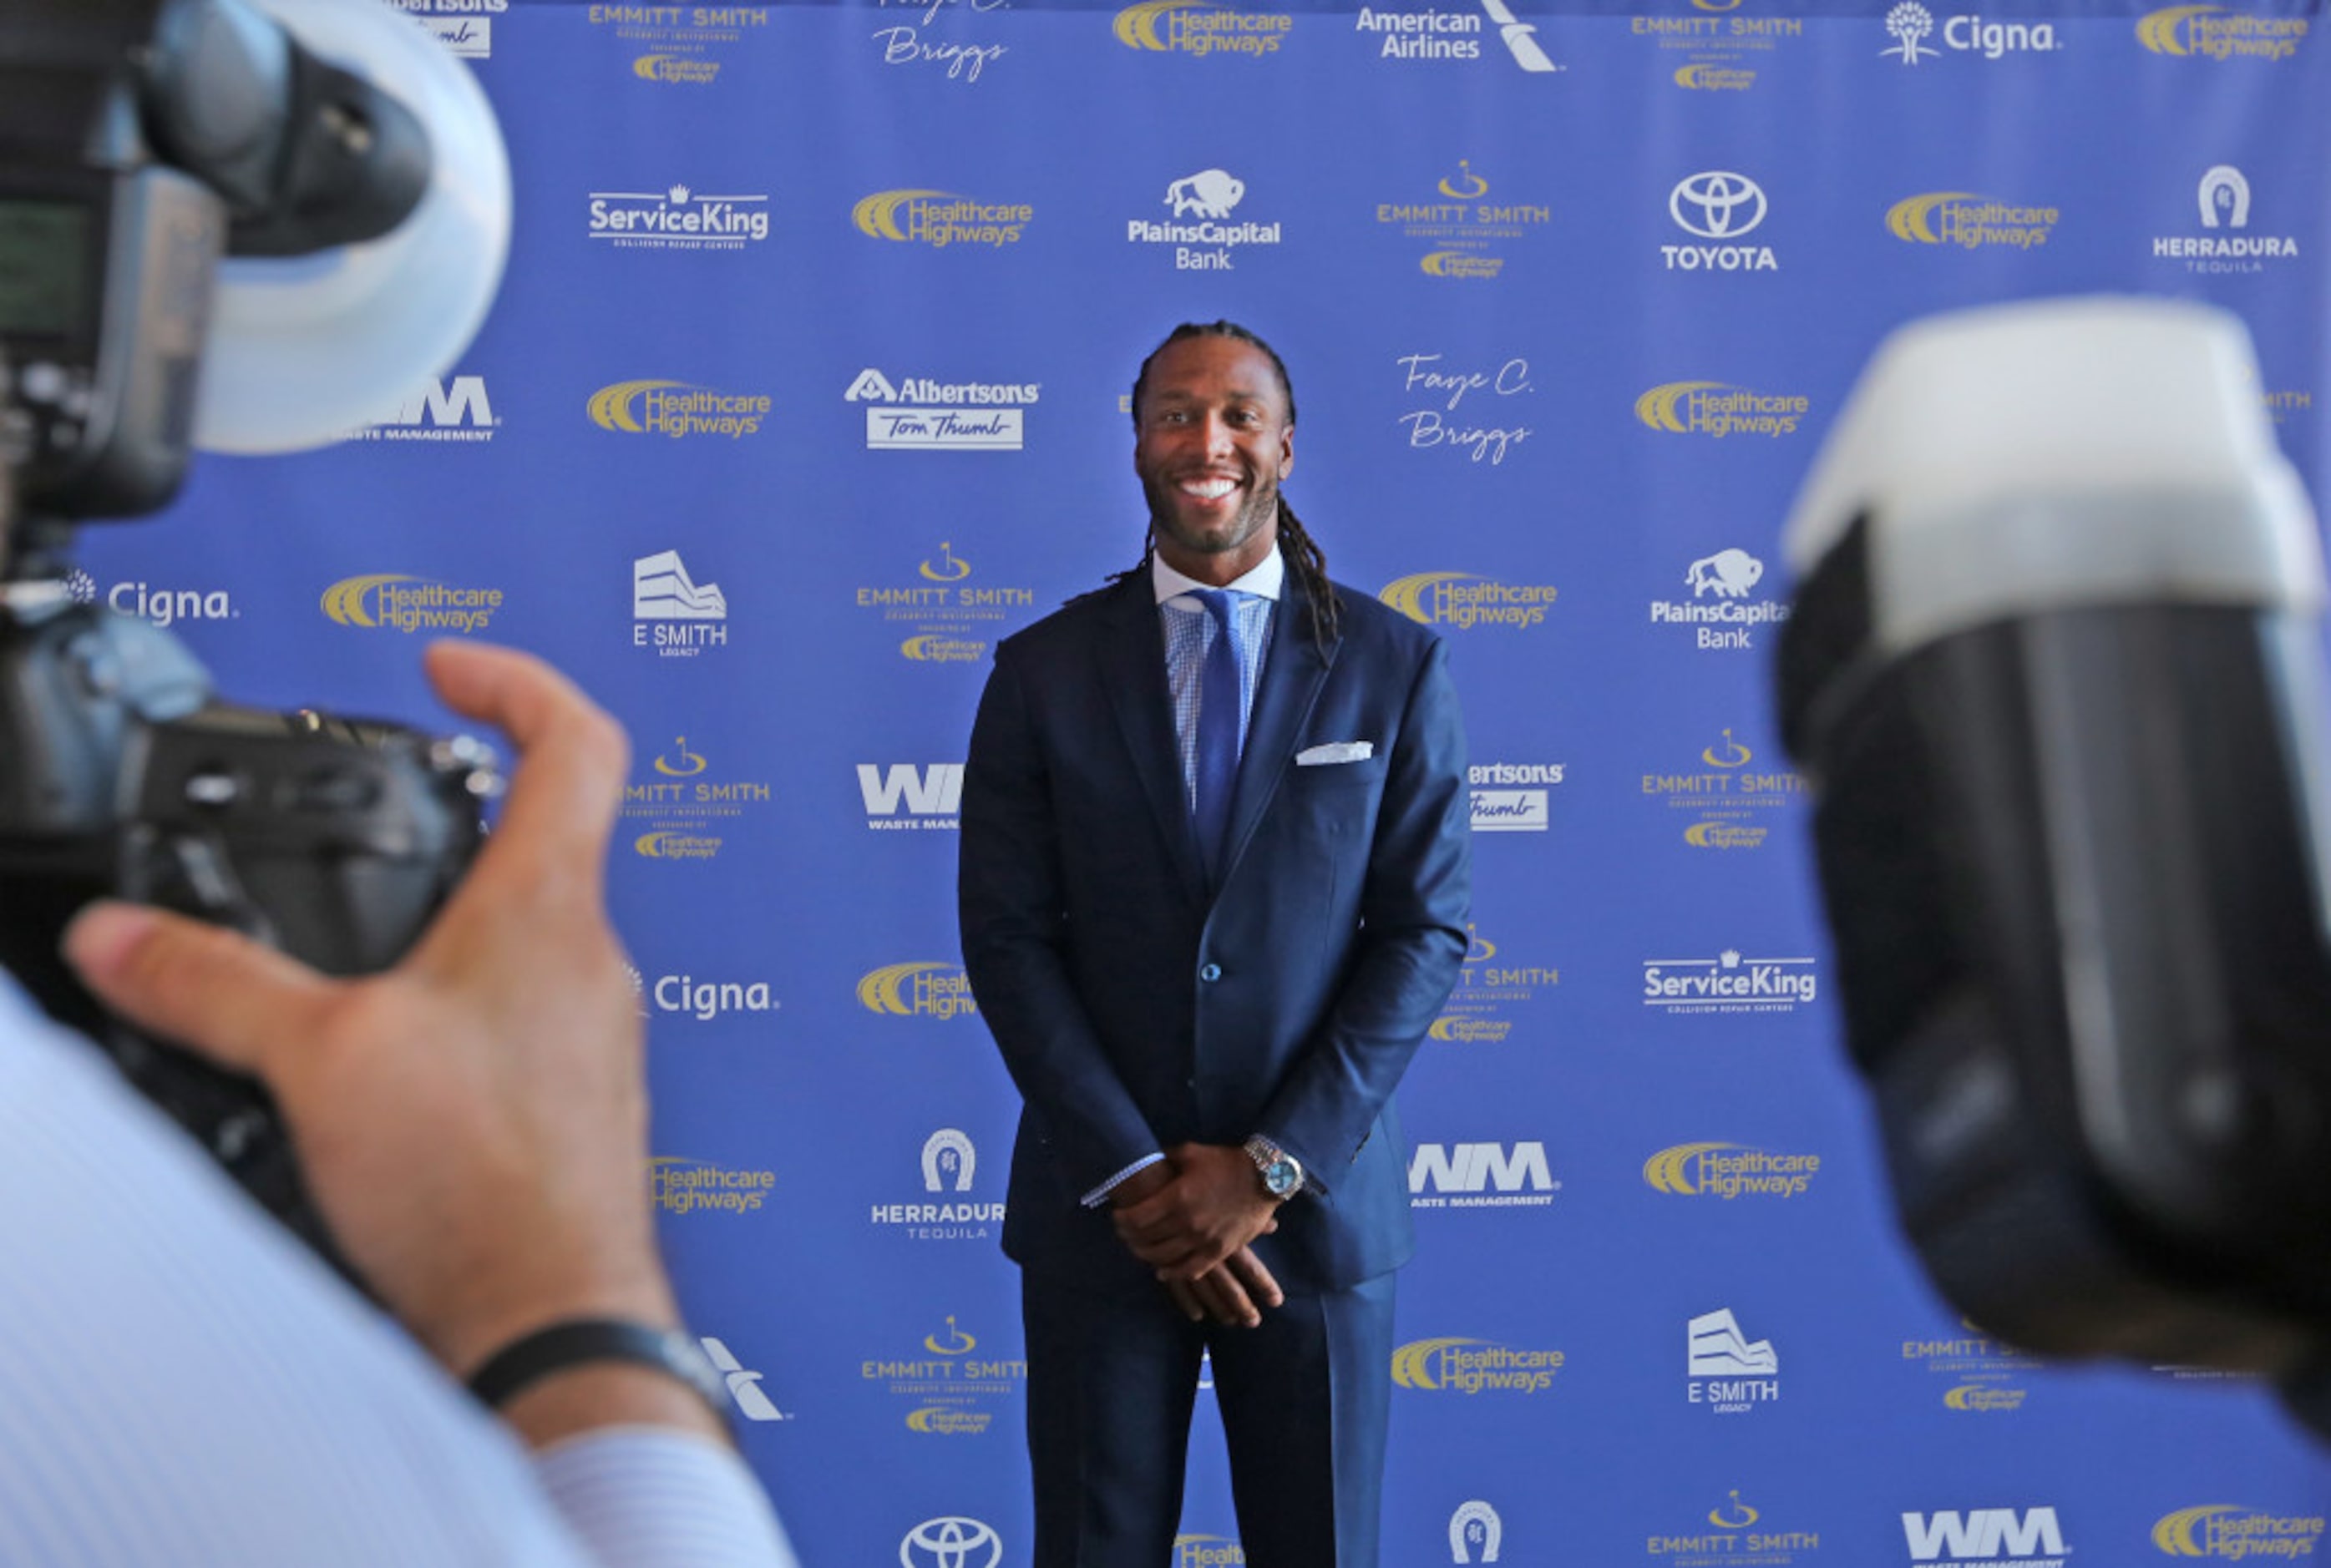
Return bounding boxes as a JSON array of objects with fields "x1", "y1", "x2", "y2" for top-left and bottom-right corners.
[{"x1": 1108, "y1": 1143, "x2": 1285, "y2": 1328}]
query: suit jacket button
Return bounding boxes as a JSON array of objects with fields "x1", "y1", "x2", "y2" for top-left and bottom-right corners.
[{"x1": 1199, "y1": 963, "x2": 1222, "y2": 982}]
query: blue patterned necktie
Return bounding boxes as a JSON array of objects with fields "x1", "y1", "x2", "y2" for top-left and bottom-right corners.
[{"x1": 1190, "y1": 588, "x2": 1246, "y2": 878}]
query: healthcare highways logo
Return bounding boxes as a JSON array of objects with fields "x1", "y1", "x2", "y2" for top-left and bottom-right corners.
[
  {"x1": 1115, "y1": 0, "x2": 1291, "y2": 57},
  {"x1": 321, "y1": 574, "x2": 504, "y2": 634},
  {"x1": 863, "y1": 1315, "x2": 1024, "y2": 1434},
  {"x1": 2152, "y1": 1505, "x2": 2326, "y2": 1559},
  {"x1": 853, "y1": 188, "x2": 1031, "y2": 248},
  {"x1": 1391, "y1": 1336, "x2": 1563, "y2": 1393},
  {"x1": 1644, "y1": 1142, "x2": 1821, "y2": 1199},
  {"x1": 858, "y1": 962, "x2": 979, "y2": 1019},
  {"x1": 1381, "y1": 572, "x2": 1557, "y2": 630},
  {"x1": 847, "y1": 367, "x2": 1037, "y2": 450},
  {"x1": 1175, "y1": 1536, "x2": 1245, "y2": 1568},
  {"x1": 649, "y1": 1156, "x2": 774, "y2": 1215},
  {"x1": 1648, "y1": 1491, "x2": 1821, "y2": 1565},
  {"x1": 859, "y1": 542, "x2": 1036, "y2": 665},
  {"x1": 1635, "y1": 382, "x2": 1806, "y2": 438},
  {"x1": 622, "y1": 736, "x2": 773, "y2": 862},
  {"x1": 2137, "y1": 6, "x2": 2307, "y2": 59},
  {"x1": 590, "y1": 379, "x2": 768, "y2": 438},
  {"x1": 1887, "y1": 190, "x2": 2058, "y2": 250}
]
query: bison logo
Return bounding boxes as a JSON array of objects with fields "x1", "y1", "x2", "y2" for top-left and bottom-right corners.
[
  {"x1": 1166, "y1": 169, "x2": 1244, "y2": 220},
  {"x1": 1685, "y1": 549, "x2": 1763, "y2": 599}
]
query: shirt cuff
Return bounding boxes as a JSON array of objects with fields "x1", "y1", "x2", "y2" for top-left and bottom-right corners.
[
  {"x1": 1081, "y1": 1152, "x2": 1165, "y2": 1208},
  {"x1": 533, "y1": 1425, "x2": 799, "y2": 1568}
]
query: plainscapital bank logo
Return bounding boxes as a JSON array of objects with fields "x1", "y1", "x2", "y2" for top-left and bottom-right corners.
[
  {"x1": 858, "y1": 961, "x2": 979, "y2": 1019},
  {"x1": 863, "y1": 1315, "x2": 1024, "y2": 1435},
  {"x1": 1176, "y1": 1535, "x2": 1246, "y2": 1568},
  {"x1": 2153, "y1": 1505, "x2": 2326, "y2": 1559},
  {"x1": 1886, "y1": 190, "x2": 2058, "y2": 250},
  {"x1": 588, "y1": 183, "x2": 769, "y2": 249},
  {"x1": 1665, "y1": 170, "x2": 1777, "y2": 271},
  {"x1": 853, "y1": 188, "x2": 1031, "y2": 249},
  {"x1": 623, "y1": 736, "x2": 773, "y2": 862},
  {"x1": 871, "y1": 0, "x2": 1011, "y2": 83},
  {"x1": 1635, "y1": 381, "x2": 1806, "y2": 438},
  {"x1": 1432, "y1": 921, "x2": 1558, "y2": 1041},
  {"x1": 67, "y1": 570, "x2": 237, "y2": 628},
  {"x1": 1452, "y1": 1500, "x2": 1503, "y2": 1564},
  {"x1": 2155, "y1": 164, "x2": 2299, "y2": 274},
  {"x1": 1396, "y1": 352, "x2": 1533, "y2": 465},
  {"x1": 859, "y1": 541, "x2": 1035, "y2": 665},
  {"x1": 1644, "y1": 1141, "x2": 1821, "y2": 1198},
  {"x1": 1882, "y1": 3, "x2": 2061, "y2": 63},
  {"x1": 902, "y1": 1517, "x2": 1003, "y2": 1568},
  {"x1": 632, "y1": 550, "x2": 727, "y2": 659},
  {"x1": 589, "y1": 379, "x2": 769, "y2": 439},
  {"x1": 1904, "y1": 1318, "x2": 2040, "y2": 1412},
  {"x1": 700, "y1": 1335, "x2": 788, "y2": 1421},
  {"x1": 388, "y1": 0, "x2": 501, "y2": 59},
  {"x1": 1634, "y1": 3, "x2": 1803, "y2": 91},
  {"x1": 1653, "y1": 548, "x2": 1791, "y2": 654},
  {"x1": 590, "y1": 3, "x2": 769, "y2": 83},
  {"x1": 649, "y1": 1156, "x2": 774, "y2": 1215},
  {"x1": 1392, "y1": 1335, "x2": 1564, "y2": 1393},
  {"x1": 1129, "y1": 168, "x2": 1283, "y2": 272},
  {"x1": 1380, "y1": 160, "x2": 1550, "y2": 280},
  {"x1": 1381, "y1": 570, "x2": 1558, "y2": 630},
  {"x1": 1642, "y1": 727, "x2": 1806, "y2": 850},
  {"x1": 1687, "y1": 1308, "x2": 1780, "y2": 1414},
  {"x1": 1114, "y1": 0, "x2": 1292, "y2": 57},
  {"x1": 1643, "y1": 949, "x2": 1817, "y2": 1016},
  {"x1": 2137, "y1": 5, "x2": 2307, "y2": 60},
  {"x1": 1409, "y1": 1140, "x2": 1558, "y2": 1208},
  {"x1": 871, "y1": 1128, "x2": 1004, "y2": 1241},
  {"x1": 321, "y1": 574, "x2": 504, "y2": 634},
  {"x1": 847, "y1": 367, "x2": 1037, "y2": 451},
  {"x1": 1649, "y1": 1490, "x2": 1822, "y2": 1565},
  {"x1": 1901, "y1": 1508, "x2": 2068, "y2": 1566},
  {"x1": 344, "y1": 375, "x2": 498, "y2": 443}
]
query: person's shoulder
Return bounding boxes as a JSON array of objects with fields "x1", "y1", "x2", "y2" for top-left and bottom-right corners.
[
  {"x1": 996, "y1": 576, "x2": 1138, "y2": 661},
  {"x1": 1319, "y1": 577, "x2": 1442, "y2": 660}
]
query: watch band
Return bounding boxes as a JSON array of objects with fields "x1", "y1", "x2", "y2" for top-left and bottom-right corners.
[{"x1": 466, "y1": 1318, "x2": 730, "y2": 1419}]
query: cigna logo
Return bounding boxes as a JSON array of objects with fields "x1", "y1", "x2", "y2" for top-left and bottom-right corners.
[
  {"x1": 588, "y1": 379, "x2": 769, "y2": 438},
  {"x1": 1902, "y1": 1508, "x2": 2067, "y2": 1565},
  {"x1": 2152, "y1": 1505, "x2": 2327, "y2": 1558},
  {"x1": 2136, "y1": 5, "x2": 2307, "y2": 59},
  {"x1": 1114, "y1": 0, "x2": 1291, "y2": 57},
  {"x1": 70, "y1": 571, "x2": 237, "y2": 627},
  {"x1": 858, "y1": 961, "x2": 979, "y2": 1019},
  {"x1": 852, "y1": 189, "x2": 1031, "y2": 248}
]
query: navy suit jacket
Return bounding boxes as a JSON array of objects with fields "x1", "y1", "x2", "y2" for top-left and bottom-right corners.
[{"x1": 958, "y1": 563, "x2": 1471, "y2": 1294}]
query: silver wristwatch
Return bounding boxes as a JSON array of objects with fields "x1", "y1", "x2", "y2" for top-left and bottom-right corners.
[{"x1": 1244, "y1": 1136, "x2": 1304, "y2": 1200}]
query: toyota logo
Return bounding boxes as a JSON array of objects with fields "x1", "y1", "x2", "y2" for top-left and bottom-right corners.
[
  {"x1": 1670, "y1": 171, "x2": 1767, "y2": 239},
  {"x1": 902, "y1": 1516, "x2": 1003, "y2": 1568}
]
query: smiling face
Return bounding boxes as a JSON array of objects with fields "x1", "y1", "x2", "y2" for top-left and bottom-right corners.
[{"x1": 1132, "y1": 334, "x2": 1295, "y2": 586}]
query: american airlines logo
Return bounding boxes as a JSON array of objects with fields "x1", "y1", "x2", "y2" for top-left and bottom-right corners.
[
  {"x1": 859, "y1": 764, "x2": 963, "y2": 830},
  {"x1": 1408, "y1": 1141, "x2": 1557, "y2": 1208},
  {"x1": 698, "y1": 1336, "x2": 788, "y2": 1422},
  {"x1": 1903, "y1": 1509, "x2": 2068, "y2": 1565},
  {"x1": 346, "y1": 376, "x2": 498, "y2": 443}
]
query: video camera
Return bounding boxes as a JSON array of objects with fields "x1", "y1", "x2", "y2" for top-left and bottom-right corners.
[{"x1": 0, "y1": 0, "x2": 498, "y2": 1267}]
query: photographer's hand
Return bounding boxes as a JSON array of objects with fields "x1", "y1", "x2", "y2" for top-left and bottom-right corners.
[{"x1": 58, "y1": 641, "x2": 715, "y2": 1449}]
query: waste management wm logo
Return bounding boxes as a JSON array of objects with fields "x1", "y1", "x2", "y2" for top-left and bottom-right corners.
[
  {"x1": 1391, "y1": 1336, "x2": 1563, "y2": 1393},
  {"x1": 853, "y1": 189, "x2": 1031, "y2": 248},
  {"x1": 860, "y1": 764, "x2": 963, "y2": 829},
  {"x1": 1409, "y1": 1141, "x2": 1556, "y2": 1208},
  {"x1": 2137, "y1": 6, "x2": 2307, "y2": 59},
  {"x1": 2152, "y1": 1505, "x2": 2326, "y2": 1559},
  {"x1": 345, "y1": 375, "x2": 498, "y2": 443},
  {"x1": 1903, "y1": 1508, "x2": 2068, "y2": 1565},
  {"x1": 1887, "y1": 191, "x2": 2058, "y2": 250},
  {"x1": 1115, "y1": 0, "x2": 1292, "y2": 56},
  {"x1": 902, "y1": 1517, "x2": 1004, "y2": 1568},
  {"x1": 1644, "y1": 1142, "x2": 1821, "y2": 1198},
  {"x1": 1381, "y1": 572, "x2": 1557, "y2": 630},
  {"x1": 858, "y1": 962, "x2": 979, "y2": 1019},
  {"x1": 589, "y1": 379, "x2": 769, "y2": 438},
  {"x1": 321, "y1": 574, "x2": 504, "y2": 634}
]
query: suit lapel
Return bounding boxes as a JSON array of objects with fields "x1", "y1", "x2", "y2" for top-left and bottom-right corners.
[
  {"x1": 1097, "y1": 575, "x2": 1209, "y2": 907},
  {"x1": 1219, "y1": 575, "x2": 1337, "y2": 888}
]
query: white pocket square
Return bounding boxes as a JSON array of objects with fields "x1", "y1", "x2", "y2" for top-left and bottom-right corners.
[{"x1": 1296, "y1": 741, "x2": 1374, "y2": 766}]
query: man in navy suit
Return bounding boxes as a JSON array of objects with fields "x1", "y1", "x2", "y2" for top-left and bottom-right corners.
[{"x1": 959, "y1": 321, "x2": 1471, "y2": 1568}]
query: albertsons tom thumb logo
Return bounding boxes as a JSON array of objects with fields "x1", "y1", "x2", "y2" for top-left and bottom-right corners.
[{"x1": 321, "y1": 574, "x2": 504, "y2": 633}]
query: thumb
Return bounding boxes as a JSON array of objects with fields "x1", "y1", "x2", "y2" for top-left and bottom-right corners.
[{"x1": 63, "y1": 902, "x2": 343, "y2": 1085}]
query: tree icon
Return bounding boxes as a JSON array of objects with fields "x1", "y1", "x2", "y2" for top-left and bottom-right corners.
[{"x1": 1885, "y1": 2, "x2": 1937, "y2": 63}]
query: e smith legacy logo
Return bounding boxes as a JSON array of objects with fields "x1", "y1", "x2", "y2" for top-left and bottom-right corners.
[
  {"x1": 1114, "y1": 0, "x2": 1293, "y2": 57},
  {"x1": 854, "y1": 188, "x2": 1031, "y2": 248},
  {"x1": 632, "y1": 550, "x2": 727, "y2": 660},
  {"x1": 587, "y1": 183, "x2": 769, "y2": 250},
  {"x1": 590, "y1": 380, "x2": 769, "y2": 438}
]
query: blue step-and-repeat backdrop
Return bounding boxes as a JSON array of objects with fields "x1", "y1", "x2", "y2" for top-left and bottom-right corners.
[{"x1": 97, "y1": 0, "x2": 2331, "y2": 1562}]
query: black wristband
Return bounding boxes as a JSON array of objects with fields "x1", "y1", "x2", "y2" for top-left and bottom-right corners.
[{"x1": 466, "y1": 1318, "x2": 729, "y2": 1419}]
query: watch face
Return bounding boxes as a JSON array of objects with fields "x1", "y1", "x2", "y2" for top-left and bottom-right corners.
[{"x1": 1265, "y1": 1159, "x2": 1300, "y2": 1196}]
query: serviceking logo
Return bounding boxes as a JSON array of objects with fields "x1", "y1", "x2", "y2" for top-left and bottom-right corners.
[
  {"x1": 1644, "y1": 1141, "x2": 1822, "y2": 1198},
  {"x1": 649, "y1": 973, "x2": 776, "y2": 1020},
  {"x1": 1409, "y1": 1141, "x2": 1558, "y2": 1208},
  {"x1": 68, "y1": 570, "x2": 238, "y2": 628},
  {"x1": 344, "y1": 375, "x2": 499, "y2": 443},
  {"x1": 1452, "y1": 1500, "x2": 1503, "y2": 1563},
  {"x1": 860, "y1": 764, "x2": 963, "y2": 829},
  {"x1": 1642, "y1": 727, "x2": 1807, "y2": 850},
  {"x1": 2137, "y1": 6, "x2": 2307, "y2": 59},
  {"x1": 1687, "y1": 1308, "x2": 1780, "y2": 1414},
  {"x1": 590, "y1": 379, "x2": 769, "y2": 438},
  {"x1": 588, "y1": 183, "x2": 769, "y2": 249},
  {"x1": 1652, "y1": 548, "x2": 1790, "y2": 654},
  {"x1": 1114, "y1": 0, "x2": 1292, "y2": 57},
  {"x1": 872, "y1": 1129, "x2": 1003, "y2": 1241},
  {"x1": 623, "y1": 736, "x2": 773, "y2": 862},
  {"x1": 864, "y1": 1315, "x2": 1024, "y2": 1434},
  {"x1": 2153, "y1": 1505, "x2": 2326, "y2": 1559},
  {"x1": 846, "y1": 366, "x2": 1037, "y2": 451},
  {"x1": 1379, "y1": 160, "x2": 1551, "y2": 281},
  {"x1": 1883, "y1": 3, "x2": 2061, "y2": 62},
  {"x1": 902, "y1": 1518, "x2": 1003, "y2": 1568},
  {"x1": 1664, "y1": 171, "x2": 1777, "y2": 271},
  {"x1": 699, "y1": 1336, "x2": 788, "y2": 1420},
  {"x1": 1127, "y1": 167, "x2": 1284, "y2": 272},
  {"x1": 858, "y1": 962, "x2": 979, "y2": 1019},
  {"x1": 1902, "y1": 1509, "x2": 2068, "y2": 1565},
  {"x1": 853, "y1": 188, "x2": 1031, "y2": 248},
  {"x1": 1391, "y1": 1336, "x2": 1564, "y2": 1393},
  {"x1": 633, "y1": 550, "x2": 727, "y2": 660},
  {"x1": 2154, "y1": 164, "x2": 2299, "y2": 274},
  {"x1": 1396, "y1": 352, "x2": 1534, "y2": 465},
  {"x1": 1381, "y1": 572, "x2": 1558, "y2": 630},
  {"x1": 1175, "y1": 1536, "x2": 1245, "y2": 1568},
  {"x1": 1887, "y1": 191, "x2": 2058, "y2": 250},
  {"x1": 1468, "y1": 761, "x2": 1563, "y2": 834},
  {"x1": 1649, "y1": 1490, "x2": 1822, "y2": 1565},
  {"x1": 650, "y1": 1156, "x2": 774, "y2": 1215},
  {"x1": 1643, "y1": 949, "x2": 1817, "y2": 1015},
  {"x1": 1636, "y1": 382, "x2": 1806, "y2": 438},
  {"x1": 321, "y1": 574, "x2": 504, "y2": 634}
]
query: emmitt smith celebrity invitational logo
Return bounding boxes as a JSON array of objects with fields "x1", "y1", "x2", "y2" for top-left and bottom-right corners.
[
  {"x1": 622, "y1": 736, "x2": 773, "y2": 862},
  {"x1": 1646, "y1": 1491, "x2": 1822, "y2": 1566}
]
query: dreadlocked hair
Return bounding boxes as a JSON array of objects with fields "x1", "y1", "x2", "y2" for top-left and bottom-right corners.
[{"x1": 1100, "y1": 320, "x2": 1342, "y2": 653}]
